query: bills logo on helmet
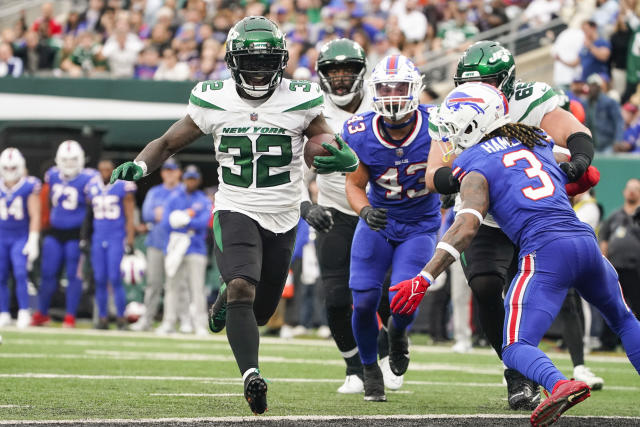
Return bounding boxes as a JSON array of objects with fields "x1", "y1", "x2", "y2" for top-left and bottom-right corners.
[{"x1": 446, "y1": 92, "x2": 486, "y2": 114}]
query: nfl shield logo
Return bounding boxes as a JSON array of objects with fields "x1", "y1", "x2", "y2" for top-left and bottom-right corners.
[
  {"x1": 250, "y1": 112, "x2": 258, "y2": 121},
  {"x1": 395, "y1": 148, "x2": 404, "y2": 157}
]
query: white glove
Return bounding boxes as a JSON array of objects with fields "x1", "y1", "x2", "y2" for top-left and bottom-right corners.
[
  {"x1": 169, "y1": 210, "x2": 191, "y2": 229},
  {"x1": 22, "y1": 232, "x2": 39, "y2": 271},
  {"x1": 164, "y1": 232, "x2": 191, "y2": 278}
]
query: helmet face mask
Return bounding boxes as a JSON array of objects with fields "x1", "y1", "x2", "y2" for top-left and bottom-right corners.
[
  {"x1": 225, "y1": 16, "x2": 288, "y2": 98},
  {"x1": 316, "y1": 39, "x2": 367, "y2": 106},
  {"x1": 369, "y1": 55, "x2": 422, "y2": 120},
  {"x1": 454, "y1": 41, "x2": 516, "y2": 99},
  {"x1": 0, "y1": 148, "x2": 26, "y2": 183},
  {"x1": 55, "y1": 140, "x2": 85, "y2": 179}
]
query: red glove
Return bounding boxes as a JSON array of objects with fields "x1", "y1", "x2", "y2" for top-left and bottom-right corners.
[
  {"x1": 565, "y1": 165, "x2": 600, "y2": 197},
  {"x1": 390, "y1": 273, "x2": 433, "y2": 315}
]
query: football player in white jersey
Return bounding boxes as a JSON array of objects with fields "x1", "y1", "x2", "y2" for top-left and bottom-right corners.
[
  {"x1": 110, "y1": 16, "x2": 358, "y2": 415},
  {"x1": 425, "y1": 41, "x2": 601, "y2": 410}
]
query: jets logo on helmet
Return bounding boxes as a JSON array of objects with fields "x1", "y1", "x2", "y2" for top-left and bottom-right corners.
[
  {"x1": 454, "y1": 41, "x2": 516, "y2": 99},
  {"x1": 369, "y1": 55, "x2": 423, "y2": 120},
  {"x1": 0, "y1": 147, "x2": 26, "y2": 183},
  {"x1": 430, "y1": 82, "x2": 510, "y2": 157},
  {"x1": 316, "y1": 38, "x2": 367, "y2": 107},
  {"x1": 225, "y1": 16, "x2": 288, "y2": 98},
  {"x1": 55, "y1": 140, "x2": 85, "y2": 179}
]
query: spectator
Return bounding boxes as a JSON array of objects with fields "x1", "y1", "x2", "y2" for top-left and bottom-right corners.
[
  {"x1": 64, "y1": 11, "x2": 82, "y2": 36},
  {"x1": 154, "y1": 47, "x2": 190, "y2": 81},
  {"x1": 621, "y1": 0, "x2": 640, "y2": 104},
  {"x1": 599, "y1": 178, "x2": 640, "y2": 319},
  {"x1": 347, "y1": 7, "x2": 379, "y2": 45},
  {"x1": 476, "y1": 0, "x2": 509, "y2": 32},
  {"x1": 316, "y1": 8, "x2": 345, "y2": 41},
  {"x1": 522, "y1": 0, "x2": 561, "y2": 29},
  {"x1": 592, "y1": 0, "x2": 620, "y2": 35},
  {"x1": 101, "y1": 20, "x2": 143, "y2": 78},
  {"x1": 61, "y1": 31, "x2": 105, "y2": 77},
  {"x1": 583, "y1": 73, "x2": 624, "y2": 151},
  {"x1": 78, "y1": 0, "x2": 106, "y2": 34},
  {"x1": 134, "y1": 46, "x2": 159, "y2": 80},
  {"x1": 31, "y1": 2, "x2": 63, "y2": 37},
  {"x1": 552, "y1": 26, "x2": 584, "y2": 88},
  {"x1": 610, "y1": 10, "x2": 632, "y2": 98},
  {"x1": 394, "y1": 0, "x2": 428, "y2": 44},
  {"x1": 149, "y1": 23, "x2": 173, "y2": 54},
  {"x1": 579, "y1": 20, "x2": 612, "y2": 81},
  {"x1": 616, "y1": 102, "x2": 640, "y2": 152},
  {"x1": 0, "y1": 42, "x2": 23, "y2": 77},
  {"x1": 159, "y1": 165, "x2": 212, "y2": 336},
  {"x1": 14, "y1": 30, "x2": 57, "y2": 75},
  {"x1": 432, "y1": 4, "x2": 478, "y2": 53}
]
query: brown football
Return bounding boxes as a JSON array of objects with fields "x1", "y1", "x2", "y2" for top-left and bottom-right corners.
[{"x1": 304, "y1": 133, "x2": 340, "y2": 168}]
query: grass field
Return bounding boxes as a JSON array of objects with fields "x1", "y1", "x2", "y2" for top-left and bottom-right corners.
[{"x1": 0, "y1": 326, "x2": 638, "y2": 426}]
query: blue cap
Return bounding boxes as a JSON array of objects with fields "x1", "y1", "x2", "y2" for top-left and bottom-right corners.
[
  {"x1": 183, "y1": 164, "x2": 201, "y2": 179},
  {"x1": 162, "y1": 157, "x2": 180, "y2": 170}
]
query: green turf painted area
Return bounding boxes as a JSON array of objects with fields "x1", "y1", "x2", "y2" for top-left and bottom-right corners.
[{"x1": 0, "y1": 328, "x2": 637, "y2": 420}]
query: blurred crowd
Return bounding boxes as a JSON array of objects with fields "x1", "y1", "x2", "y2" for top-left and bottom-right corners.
[
  {"x1": 0, "y1": 0, "x2": 536, "y2": 82},
  {"x1": 551, "y1": 0, "x2": 640, "y2": 153}
]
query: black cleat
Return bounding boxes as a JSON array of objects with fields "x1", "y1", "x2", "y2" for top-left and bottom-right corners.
[
  {"x1": 505, "y1": 368, "x2": 540, "y2": 410},
  {"x1": 387, "y1": 317, "x2": 410, "y2": 376},
  {"x1": 363, "y1": 363, "x2": 386, "y2": 402},
  {"x1": 208, "y1": 283, "x2": 227, "y2": 333},
  {"x1": 244, "y1": 371, "x2": 268, "y2": 414}
]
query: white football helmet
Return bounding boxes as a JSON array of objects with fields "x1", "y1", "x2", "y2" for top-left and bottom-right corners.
[
  {"x1": 55, "y1": 140, "x2": 85, "y2": 179},
  {"x1": 429, "y1": 82, "x2": 511, "y2": 157},
  {"x1": 0, "y1": 147, "x2": 26, "y2": 183},
  {"x1": 369, "y1": 55, "x2": 423, "y2": 119},
  {"x1": 121, "y1": 250, "x2": 147, "y2": 286}
]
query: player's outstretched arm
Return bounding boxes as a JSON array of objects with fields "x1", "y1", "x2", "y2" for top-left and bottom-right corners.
[
  {"x1": 425, "y1": 137, "x2": 458, "y2": 194},
  {"x1": 390, "y1": 172, "x2": 488, "y2": 315},
  {"x1": 111, "y1": 115, "x2": 203, "y2": 183}
]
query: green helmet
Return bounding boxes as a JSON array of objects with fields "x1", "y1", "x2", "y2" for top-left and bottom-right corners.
[
  {"x1": 554, "y1": 87, "x2": 571, "y2": 111},
  {"x1": 454, "y1": 41, "x2": 516, "y2": 99},
  {"x1": 225, "y1": 16, "x2": 289, "y2": 98},
  {"x1": 316, "y1": 38, "x2": 367, "y2": 106}
]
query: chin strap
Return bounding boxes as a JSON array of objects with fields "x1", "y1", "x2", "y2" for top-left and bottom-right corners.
[{"x1": 382, "y1": 112, "x2": 416, "y2": 130}]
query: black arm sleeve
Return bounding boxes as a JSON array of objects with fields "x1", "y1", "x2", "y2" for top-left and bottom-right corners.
[
  {"x1": 567, "y1": 132, "x2": 594, "y2": 169},
  {"x1": 80, "y1": 205, "x2": 94, "y2": 243},
  {"x1": 433, "y1": 166, "x2": 461, "y2": 194}
]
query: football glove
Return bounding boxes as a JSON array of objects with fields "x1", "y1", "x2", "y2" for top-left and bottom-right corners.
[
  {"x1": 22, "y1": 232, "x2": 39, "y2": 271},
  {"x1": 169, "y1": 210, "x2": 192, "y2": 229},
  {"x1": 359, "y1": 206, "x2": 388, "y2": 231},
  {"x1": 565, "y1": 165, "x2": 600, "y2": 196},
  {"x1": 313, "y1": 134, "x2": 359, "y2": 174},
  {"x1": 300, "y1": 201, "x2": 334, "y2": 233},
  {"x1": 390, "y1": 273, "x2": 433, "y2": 315},
  {"x1": 559, "y1": 155, "x2": 590, "y2": 182},
  {"x1": 110, "y1": 161, "x2": 144, "y2": 184}
]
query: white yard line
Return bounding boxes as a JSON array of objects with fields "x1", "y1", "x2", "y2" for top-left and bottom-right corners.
[
  {"x1": 1, "y1": 414, "x2": 640, "y2": 425},
  {"x1": 149, "y1": 393, "x2": 242, "y2": 397},
  {"x1": 0, "y1": 373, "x2": 638, "y2": 392},
  {"x1": 0, "y1": 405, "x2": 30, "y2": 408}
]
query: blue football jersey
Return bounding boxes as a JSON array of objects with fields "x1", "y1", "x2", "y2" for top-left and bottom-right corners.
[
  {"x1": 0, "y1": 176, "x2": 41, "y2": 236},
  {"x1": 86, "y1": 176, "x2": 136, "y2": 237},
  {"x1": 452, "y1": 137, "x2": 594, "y2": 256},
  {"x1": 46, "y1": 167, "x2": 98, "y2": 230},
  {"x1": 343, "y1": 105, "x2": 441, "y2": 229}
]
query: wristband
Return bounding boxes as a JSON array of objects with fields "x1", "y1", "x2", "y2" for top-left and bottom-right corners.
[
  {"x1": 420, "y1": 271, "x2": 435, "y2": 283},
  {"x1": 456, "y1": 208, "x2": 484, "y2": 223},
  {"x1": 436, "y1": 241, "x2": 460, "y2": 260},
  {"x1": 134, "y1": 160, "x2": 149, "y2": 177}
]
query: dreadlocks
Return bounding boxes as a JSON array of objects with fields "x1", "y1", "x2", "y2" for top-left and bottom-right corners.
[{"x1": 480, "y1": 123, "x2": 548, "y2": 149}]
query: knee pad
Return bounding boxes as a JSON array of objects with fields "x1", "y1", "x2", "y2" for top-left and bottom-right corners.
[
  {"x1": 469, "y1": 274, "x2": 505, "y2": 304},
  {"x1": 324, "y1": 278, "x2": 352, "y2": 311}
]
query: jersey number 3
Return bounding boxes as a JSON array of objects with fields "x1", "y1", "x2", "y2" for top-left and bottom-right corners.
[{"x1": 502, "y1": 149, "x2": 555, "y2": 200}]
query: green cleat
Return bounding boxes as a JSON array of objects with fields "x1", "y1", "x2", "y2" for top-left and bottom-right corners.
[{"x1": 208, "y1": 283, "x2": 227, "y2": 333}]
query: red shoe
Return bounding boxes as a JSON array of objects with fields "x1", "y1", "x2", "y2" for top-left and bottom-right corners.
[
  {"x1": 62, "y1": 314, "x2": 76, "y2": 328},
  {"x1": 30, "y1": 311, "x2": 51, "y2": 327},
  {"x1": 530, "y1": 380, "x2": 590, "y2": 427}
]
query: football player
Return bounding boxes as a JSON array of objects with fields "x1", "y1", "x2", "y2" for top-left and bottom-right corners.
[
  {"x1": 0, "y1": 148, "x2": 41, "y2": 328},
  {"x1": 425, "y1": 41, "x2": 601, "y2": 408},
  {"x1": 344, "y1": 55, "x2": 441, "y2": 402},
  {"x1": 109, "y1": 16, "x2": 358, "y2": 414},
  {"x1": 391, "y1": 82, "x2": 640, "y2": 427},
  {"x1": 84, "y1": 159, "x2": 136, "y2": 330},
  {"x1": 32, "y1": 140, "x2": 97, "y2": 328}
]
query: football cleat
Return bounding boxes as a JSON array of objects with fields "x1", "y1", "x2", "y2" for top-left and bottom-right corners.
[
  {"x1": 363, "y1": 363, "x2": 386, "y2": 402},
  {"x1": 129, "y1": 318, "x2": 151, "y2": 332},
  {"x1": 387, "y1": 318, "x2": 410, "y2": 376},
  {"x1": 0, "y1": 312, "x2": 11, "y2": 327},
  {"x1": 380, "y1": 356, "x2": 403, "y2": 390},
  {"x1": 337, "y1": 374, "x2": 364, "y2": 394},
  {"x1": 208, "y1": 283, "x2": 227, "y2": 333},
  {"x1": 16, "y1": 310, "x2": 31, "y2": 329},
  {"x1": 573, "y1": 365, "x2": 603, "y2": 391},
  {"x1": 530, "y1": 380, "x2": 590, "y2": 427},
  {"x1": 30, "y1": 311, "x2": 50, "y2": 327},
  {"x1": 244, "y1": 371, "x2": 268, "y2": 414},
  {"x1": 505, "y1": 368, "x2": 540, "y2": 411},
  {"x1": 62, "y1": 314, "x2": 76, "y2": 328},
  {"x1": 95, "y1": 318, "x2": 109, "y2": 330}
]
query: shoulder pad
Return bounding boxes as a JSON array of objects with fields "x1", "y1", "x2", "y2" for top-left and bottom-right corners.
[
  {"x1": 279, "y1": 79, "x2": 324, "y2": 112},
  {"x1": 189, "y1": 79, "x2": 230, "y2": 111}
]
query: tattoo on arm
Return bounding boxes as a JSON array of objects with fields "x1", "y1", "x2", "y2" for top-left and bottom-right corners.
[{"x1": 423, "y1": 172, "x2": 489, "y2": 278}]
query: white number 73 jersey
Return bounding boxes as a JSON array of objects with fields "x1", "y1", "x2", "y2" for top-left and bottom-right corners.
[{"x1": 187, "y1": 78, "x2": 324, "y2": 233}]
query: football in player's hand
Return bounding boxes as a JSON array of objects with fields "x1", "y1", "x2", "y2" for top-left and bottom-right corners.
[{"x1": 304, "y1": 133, "x2": 340, "y2": 168}]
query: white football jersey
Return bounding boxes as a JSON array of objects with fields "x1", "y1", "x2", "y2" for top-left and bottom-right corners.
[
  {"x1": 187, "y1": 78, "x2": 324, "y2": 233},
  {"x1": 316, "y1": 89, "x2": 372, "y2": 216},
  {"x1": 456, "y1": 81, "x2": 560, "y2": 228}
]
